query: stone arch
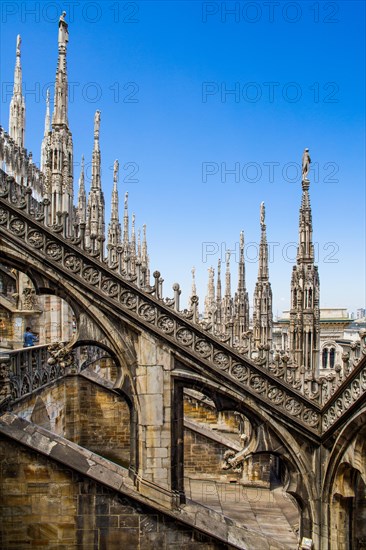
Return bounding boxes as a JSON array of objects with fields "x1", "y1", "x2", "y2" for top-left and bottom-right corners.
[
  {"x1": 330, "y1": 462, "x2": 366, "y2": 550},
  {"x1": 322, "y1": 408, "x2": 366, "y2": 549},
  {"x1": 0, "y1": 242, "x2": 138, "y2": 390},
  {"x1": 72, "y1": 338, "x2": 138, "y2": 468},
  {"x1": 14, "y1": 375, "x2": 133, "y2": 471},
  {"x1": 1, "y1": 239, "x2": 142, "y2": 477},
  {"x1": 172, "y1": 371, "x2": 317, "y2": 541}
]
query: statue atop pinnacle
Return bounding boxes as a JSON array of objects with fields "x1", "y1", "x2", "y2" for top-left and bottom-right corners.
[
  {"x1": 113, "y1": 160, "x2": 119, "y2": 182},
  {"x1": 302, "y1": 148, "x2": 311, "y2": 182},
  {"x1": 94, "y1": 110, "x2": 101, "y2": 139},
  {"x1": 58, "y1": 11, "x2": 69, "y2": 49},
  {"x1": 16, "y1": 35, "x2": 21, "y2": 56},
  {"x1": 260, "y1": 201, "x2": 265, "y2": 228}
]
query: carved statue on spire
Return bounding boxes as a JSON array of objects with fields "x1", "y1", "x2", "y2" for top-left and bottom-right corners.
[
  {"x1": 260, "y1": 201, "x2": 265, "y2": 227},
  {"x1": 124, "y1": 191, "x2": 128, "y2": 207},
  {"x1": 94, "y1": 110, "x2": 101, "y2": 138},
  {"x1": 58, "y1": 11, "x2": 69, "y2": 47},
  {"x1": 16, "y1": 35, "x2": 21, "y2": 56},
  {"x1": 113, "y1": 160, "x2": 119, "y2": 181},
  {"x1": 302, "y1": 148, "x2": 311, "y2": 182}
]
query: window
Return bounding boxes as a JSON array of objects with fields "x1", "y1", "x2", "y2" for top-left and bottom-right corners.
[{"x1": 330, "y1": 348, "x2": 335, "y2": 369}]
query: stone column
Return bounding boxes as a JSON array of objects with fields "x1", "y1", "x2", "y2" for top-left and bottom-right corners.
[{"x1": 135, "y1": 332, "x2": 175, "y2": 507}]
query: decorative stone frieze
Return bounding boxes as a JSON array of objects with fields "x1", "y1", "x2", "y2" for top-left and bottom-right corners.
[{"x1": 322, "y1": 361, "x2": 366, "y2": 432}]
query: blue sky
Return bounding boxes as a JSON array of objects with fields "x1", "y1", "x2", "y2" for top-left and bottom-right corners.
[{"x1": 1, "y1": 1, "x2": 365, "y2": 316}]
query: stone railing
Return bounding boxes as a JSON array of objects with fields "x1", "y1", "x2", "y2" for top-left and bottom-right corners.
[
  {"x1": 321, "y1": 350, "x2": 366, "y2": 433},
  {"x1": 0, "y1": 344, "x2": 64, "y2": 409},
  {"x1": 0, "y1": 169, "x2": 44, "y2": 219},
  {"x1": 0, "y1": 187, "x2": 323, "y2": 433}
]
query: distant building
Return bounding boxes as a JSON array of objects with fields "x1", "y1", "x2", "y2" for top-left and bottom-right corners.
[
  {"x1": 274, "y1": 308, "x2": 354, "y2": 374},
  {"x1": 357, "y1": 307, "x2": 366, "y2": 319}
]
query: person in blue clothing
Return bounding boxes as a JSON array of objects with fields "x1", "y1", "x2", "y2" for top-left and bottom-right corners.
[{"x1": 23, "y1": 327, "x2": 38, "y2": 347}]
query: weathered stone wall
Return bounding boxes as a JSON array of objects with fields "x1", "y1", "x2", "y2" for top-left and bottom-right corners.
[
  {"x1": 0, "y1": 436, "x2": 233, "y2": 549},
  {"x1": 184, "y1": 393, "x2": 246, "y2": 480},
  {"x1": 184, "y1": 429, "x2": 239, "y2": 479},
  {"x1": 184, "y1": 428, "x2": 278, "y2": 485},
  {"x1": 184, "y1": 395, "x2": 218, "y2": 424},
  {"x1": 12, "y1": 377, "x2": 130, "y2": 467},
  {"x1": 183, "y1": 393, "x2": 246, "y2": 436}
]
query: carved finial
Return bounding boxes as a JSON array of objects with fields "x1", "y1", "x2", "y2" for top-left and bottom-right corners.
[
  {"x1": 226, "y1": 250, "x2": 231, "y2": 266},
  {"x1": 240, "y1": 230, "x2": 244, "y2": 248},
  {"x1": 260, "y1": 201, "x2": 265, "y2": 227},
  {"x1": 191, "y1": 266, "x2": 197, "y2": 298},
  {"x1": 124, "y1": 191, "x2": 128, "y2": 208}
]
